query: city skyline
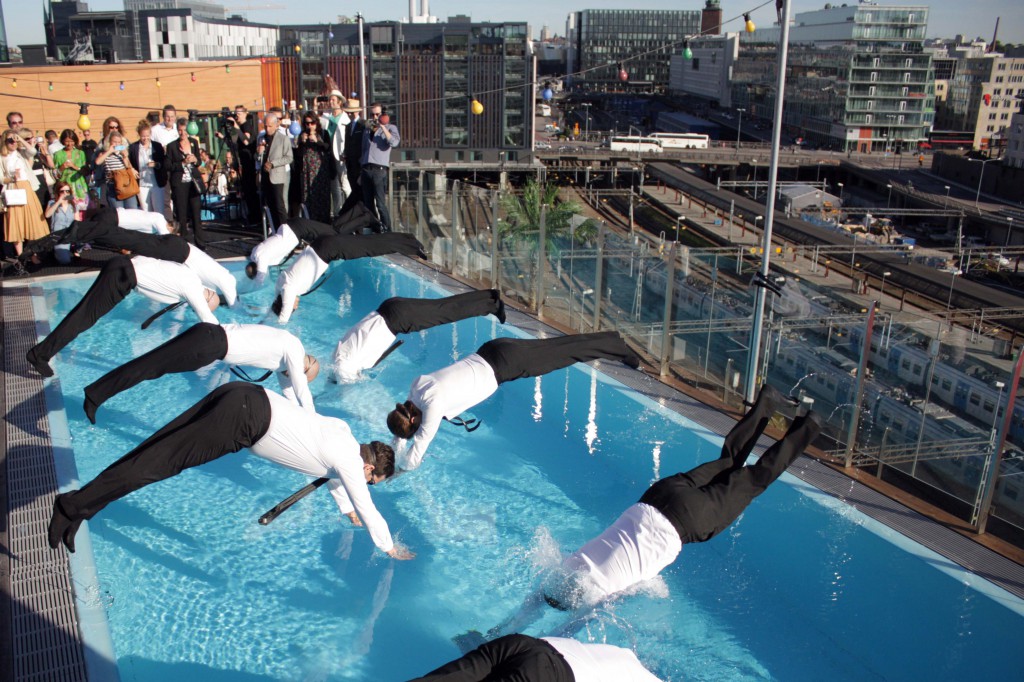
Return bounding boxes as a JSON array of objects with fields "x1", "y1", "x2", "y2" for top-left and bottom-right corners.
[{"x1": 5, "y1": 0, "x2": 1022, "y2": 54}]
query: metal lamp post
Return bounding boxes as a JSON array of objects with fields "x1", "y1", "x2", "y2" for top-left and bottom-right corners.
[
  {"x1": 581, "y1": 103, "x2": 591, "y2": 141},
  {"x1": 990, "y1": 381, "x2": 1006, "y2": 447},
  {"x1": 1006, "y1": 217, "x2": 1014, "y2": 247},
  {"x1": 970, "y1": 157, "x2": 999, "y2": 208},
  {"x1": 675, "y1": 215, "x2": 684, "y2": 242},
  {"x1": 886, "y1": 183, "x2": 893, "y2": 208},
  {"x1": 837, "y1": 182, "x2": 844, "y2": 205},
  {"x1": 880, "y1": 270, "x2": 891, "y2": 306},
  {"x1": 944, "y1": 185, "x2": 951, "y2": 208},
  {"x1": 754, "y1": 215, "x2": 764, "y2": 237},
  {"x1": 736, "y1": 107, "x2": 746, "y2": 151}
]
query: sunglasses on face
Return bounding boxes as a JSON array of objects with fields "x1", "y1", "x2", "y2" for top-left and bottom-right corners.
[
  {"x1": 5, "y1": 139, "x2": 16, "y2": 144},
  {"x1": 9, "y1": 120, "x2": 22, "y2": 125},
  {"x1": 305, "y1": 121, "x2": 317, "y2": 126}
]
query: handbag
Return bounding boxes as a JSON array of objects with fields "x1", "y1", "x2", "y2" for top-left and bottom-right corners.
[
  {"x1": 112, "y1": 168, "x2": 140, "y2": 200},
  {"x1": 2, "y1": 187, "x2": 27, "y2": 206},
  {"x1": 188, "y1": 163, "x2": 207, "y2": 195}
]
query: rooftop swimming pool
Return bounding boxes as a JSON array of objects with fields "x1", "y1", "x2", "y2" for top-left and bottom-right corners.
[{"x1": 31, "y1": 257, "x2": 1024, "y2": 681}]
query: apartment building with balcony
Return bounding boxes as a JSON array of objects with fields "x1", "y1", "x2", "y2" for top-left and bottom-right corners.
[{"x1": 730, "y1": 4, "x2": 934, "y2": 153}]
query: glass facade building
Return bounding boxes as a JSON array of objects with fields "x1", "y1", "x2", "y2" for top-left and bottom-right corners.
[
  {"x1": 732, "y1": 5, "x2": 934, "y2": 153},
  {"x1": 567, "y1": 9, "x2": 701, "y2": 91},
  {"x1": 280, "y1": 19, "x2": 531, "y2": 157},
  {"x1": 0, "y1": 1, "x2": 8, "y2": 63}
]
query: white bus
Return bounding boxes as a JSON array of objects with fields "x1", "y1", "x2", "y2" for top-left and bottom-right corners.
[
  {"x1": 539, "y1": 103, "x2": 552, "y2": 117},
  {"x1": 608, "y1": 136, "x2": 664, "y2": 153},
  {"x1": 650, "y1": 132, "x2": 710, "y2": 149}
]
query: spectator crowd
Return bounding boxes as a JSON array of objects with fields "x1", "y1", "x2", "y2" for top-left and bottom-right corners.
[{"x1": 2, "y1": 88, "x2": 400, "y2": 273}]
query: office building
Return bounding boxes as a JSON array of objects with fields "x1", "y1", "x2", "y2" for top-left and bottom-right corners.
[
  {"x1": 566, "y1": 9, "x2": 701, "y2": 92},
  {"x1": 669, "y1": 33, "x2": 739, "y2": 108},
  {"x1": 0, "y1": 1, "x2": 9, "y2": 63},
  {"x1": 731, "y1": 4, "x2": 934, "y2": 153},
  {"x1": 138, "y1": 10, "x2": 277, "y2": 61},
  {"x1": 279, "y1": 17, "x2": 532, "y2": 160},
  {"x1": 939, "y1": 50, "x2": 1024, "y2": 153}
]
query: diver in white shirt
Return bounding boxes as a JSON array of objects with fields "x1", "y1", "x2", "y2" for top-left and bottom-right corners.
[
  {"x1": 83, "y1": 322, "x2": 320, "y2": 423},
  {"x1": 26, "y1": 255, "x2": 220, "y2": 378},
  {"x1": 48, "y1": 383, "x2": 414, "y2": 560}
]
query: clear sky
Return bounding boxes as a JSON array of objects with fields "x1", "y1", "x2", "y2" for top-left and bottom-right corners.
[{"x1": 6, "y1": 1, "x2": 1022, "y2": 51}]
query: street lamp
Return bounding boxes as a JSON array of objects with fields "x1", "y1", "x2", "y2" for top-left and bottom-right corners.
[
  {"x1": 751, "y1": 159, "x2": 758, "y2": 199},
  {"x1": 1005, "y1": 216, "x2": 1014, "y2": 247},
  {"x1": 736, "y1": 107, "x2": 746, "y2": 151},
  {"x1": 943, "y1": 185, "x2": 951, "y2": 208},
  {"x1": 886, "y1": 183, "x2": 893, "y2": 208},
  {"x1": 880, "y1": 270, "x2": 891, "y2": 306},
  {"x1": 969, "y1": 157, "x2": 1000, "y2": 208},
  {"x1": 945, "y1": 268, "x2": 962, "y2": 317},
  {"x1": 674, "y1": 215, "x2": 685, "y2": 242},
  {"x1": 754, "y1": 215, "x2": 764, "y2": 235},
  {"x1": 837, "y1": 182, "x2": 844, "y2": 205},
  {"x1": 581, "y1": 103, "x2": 591, "y2": 141}
]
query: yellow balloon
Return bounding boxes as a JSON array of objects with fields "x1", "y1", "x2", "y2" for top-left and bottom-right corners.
[{"x1": 471, "y1": 99, "x2": 484, "y2": 115}]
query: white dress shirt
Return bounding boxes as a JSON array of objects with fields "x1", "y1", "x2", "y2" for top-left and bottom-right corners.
[
  {"x1": 275, "y1": 245, "x2": 328, "y2": 324},
  {"x1": 332, "y1": 311, "x2": 396, "y2": 383},
  {"x1": 117, "y1": 207, "x2": 169, "y2": 234},
  {"x1": 221, "y1": 323, "x2": 314, "y2": 411},
  {"x1": 183, "y1": 243, "x2": 237, "y2": 306},
  {"x1": 398, "y1": 353, "x2": 499, "y2": 471},
  {"x1": 249, "y1": 223, "x2": 299, "y2": 288},
  {"x1": 249, "y1": 389, "x2": 395, "y2": 553},
  {"x1": 130, "y1": 256, "x2": 217, "y2": 324},
  {"x1": 150, "y1": 123, "x2": 179, "y2": 148},
  {"x1": 562, "y1": 503, "x2": 682, "y2": 606},
  {"x1": 543, "y1": 637, "x2": 663, "y2": 682}
]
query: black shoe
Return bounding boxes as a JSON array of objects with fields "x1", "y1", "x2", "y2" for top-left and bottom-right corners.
[
  {"x1": 48, "y1": 494, "x2": 76, "y2": 551},
  {"x1": 495, "y1": 299, "x2": 507, "y2": 324},
  {"x1": 624, "y1": 352, "x2": 641, "y2": 370},
  {"x1": 83, "y1": 393, "x2": 100, "y2": 425},
  {"x1": 26, "y1": 347, "x2": 54, "y2": 378}
]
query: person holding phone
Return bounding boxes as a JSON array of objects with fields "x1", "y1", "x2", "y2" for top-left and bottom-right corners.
[
  {"x1": 167, "y1": 117, "x2": 206, "y2": 249},
  {"x1": 52, "y1": 129, "x2": 89, "y2": 204},
  {"x1": 129, "y1": 121, "x2": 167, "y2": 215},
  {"x1": 1, "y1": 128, "x2": 49, "y2": 259},
  {"x1": 95, "y1": 131, "x2": 140, "y2": 209},
  {"x1": 45, "y1": 181, "x2": 78, "y2": 264}
]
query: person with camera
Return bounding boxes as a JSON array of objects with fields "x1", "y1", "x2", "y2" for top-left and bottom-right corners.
[
  {"x1": 24, "y1": 129, "x2": 55, "y2": 209},
  {"x1": 45, "y1": 181, "x2": 78, "y2": 264},
  {"x1": 226, "y1": 106, "x2": 258, "y2": 224},
  {"x1": 359, "y1": 103, "x2": 399, "y2": 233},
  {"x1": 129, "y1": 121, "x2": 167, "y2": 215},
  {"x1": 95, "y1": 130, "x2": 140, "y2": 209},
  {"x1": 167, "y1": 117, "x2": 206, "y2": 249}
]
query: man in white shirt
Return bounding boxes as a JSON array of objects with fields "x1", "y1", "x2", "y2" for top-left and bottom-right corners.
[
  {"x1": 26, "y1": 255, "x2": 220, "y2": 378},
  {"x1": 47, "y1": 383, "x2": 414, "y2": 560},
  {"x1": 149, "y1": 105, "x2": 179, "y2": 221},
  {"x1": 333, "y1": 290, "x2": 506, "y2": 383},
  {"x1": 409, "y1": 633, "x2": 662, "y2": 682},
  {"x1": 386, "y1": 332, "x2": 640, "y2": 471},
  {"x1": 116, "y1": 207, "x2": 172, "y2": 234},
  {"x1": 83, "y1": 322, "x2": 320, "y2": 423},
  {"x1": 272, "y1": 232, "x2": 426, "y2": 324},
  {"x1": 244, "y1": 217, "x2": 345, "y2": 288},
  {"x1": 487, "y1": 387, "x2": 820, "y2": 645}
]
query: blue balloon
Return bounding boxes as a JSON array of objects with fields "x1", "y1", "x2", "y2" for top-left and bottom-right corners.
[
  {"x1": 542, "y1": 88, "x2": 553, "y2": 101},
  {"x1": 289, "y1": 120, "x2": 302, "y2": 137}
]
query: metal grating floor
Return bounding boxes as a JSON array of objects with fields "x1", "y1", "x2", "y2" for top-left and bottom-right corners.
[{"x1": 3, "y1": 286, "x2": 88, "y2": 681}]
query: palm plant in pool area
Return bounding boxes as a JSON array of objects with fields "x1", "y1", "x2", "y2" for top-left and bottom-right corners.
[{"x1": 499, "y1": 179, "x2": 598, "y2": 307}]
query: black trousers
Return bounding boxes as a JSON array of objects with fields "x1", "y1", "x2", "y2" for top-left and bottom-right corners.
[
  {"x1": 311, "y1": 232, "x2": 424, "y2": 263},
  {"x1": 378, "y1": 290, "x2": 501, "y2": 335},
  {"x1": 262, "y1": 175, "x2": 287, "y2": 229},
  {"x1": 84, "y1": 322, "x2": 228, "y2": 411},
  {"x1": 30, "y1": 255, "x2": 137, "y2": 364},
  {"x1": 408, "y1": 634, "x2": 574, "y2": 682},
  {"x1": 476, "y1": 331, "x2": 639, "y2": 385},
  {"x1": 58, "y1": 383, "x2": 272, "y2": 522},
  {"x1": 639, "y1": 386, "x2": 820, "y2": 544},
  {"x1": 360, "y1": 165, "x2": 391, "y2": 232},
  {"x1": 171, "y1": 179, "x2": 205, "y2": 248}
]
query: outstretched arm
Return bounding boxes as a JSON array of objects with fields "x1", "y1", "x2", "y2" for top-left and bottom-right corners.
[{"x1": 484, "y1": 590, "x2": 547, "y2": 641}]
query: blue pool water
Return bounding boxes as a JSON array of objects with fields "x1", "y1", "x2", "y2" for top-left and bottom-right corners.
[{"x1": 32, "y1": 258, "x2": 1024, "y2": 681}]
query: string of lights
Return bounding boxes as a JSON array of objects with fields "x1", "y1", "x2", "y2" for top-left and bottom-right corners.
[{"x1": 1, "y1": 0, "x2": 774, "y2": 123}]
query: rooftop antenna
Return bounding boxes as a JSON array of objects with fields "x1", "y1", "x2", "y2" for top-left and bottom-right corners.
[{"x1": 989, "y1": 17, "x2": 999, "y2": 53}]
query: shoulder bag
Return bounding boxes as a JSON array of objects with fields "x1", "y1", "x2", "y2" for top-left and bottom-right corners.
[{"x1": 112, "y1": 167, "x2": 140, "y2": 200}]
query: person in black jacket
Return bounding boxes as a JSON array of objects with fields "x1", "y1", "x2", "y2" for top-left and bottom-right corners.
[
  {"x1": 294, "y1": 112, "x2": 334, "y2": 223},
  {"x1": 128, "y1": 121, "x2": 168, "y2": 217},
  {"x1": 341, "y1": 98, "x2": 365, "y2": 204},
  {"x1": 166, "y1": 118, "x2": 205, "y2": 249}
]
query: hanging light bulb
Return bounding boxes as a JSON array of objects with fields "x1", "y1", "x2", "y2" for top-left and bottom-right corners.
[
  {"x1": 77, "y1": 103, "x2": 91, "y2": 131},
  {"x1": 617, "y1": 62, "x2": 629, "y2": 82},
  {"x1": 156, "y1": 78, "x2": 162, "y2": 87},
  {"x1": 294, "y1": 44, "x2": 301, "y2": 54},
  {"x1": 744, "y1": 13, "x2": 756, "y2": 33},
  {"x1": 683, "y1": 41, "x2": 693, "y2": 60},
  {"x1": 119, "y1": 81, "x2": 125, "y2": 91},
  {"x1": 226, "y1": 65, "x2": 231, "y2": 74},
  {"x1": 186, "y1": 120, "x2": 200, "y2": 136},
  {"x1": 191, "y1": 72, "x2": 197, "y2": 82},
  {"x1": 328, "y1": 29, "x2": 334, "y2": 39},
  {"x1": 85, "y1": 82, "x2": 91, "y2": 93},
  {"x1": 542, "y1": 81, "x2": 553, "y2": 101},
  {"x1": 48, "y1": 82, "x2": 54, "y2": 92},
  {"x1": 471, "y1": 98, "x2": 484, "y2": 115},
  {"x1": 11, "y1": 78, "x2": 16, "y2": 88}
]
